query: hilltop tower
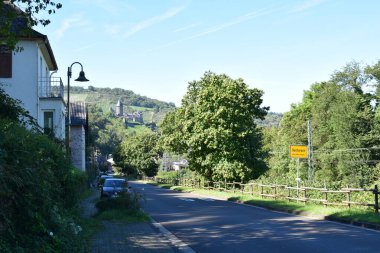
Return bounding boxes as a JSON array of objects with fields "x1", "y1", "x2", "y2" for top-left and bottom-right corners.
[{"x1": 115, "y1": 99, "x2": 124, "y2": 116}]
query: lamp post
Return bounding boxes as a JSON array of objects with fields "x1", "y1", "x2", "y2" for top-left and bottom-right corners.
[{"x1": 66, "y1": 62, "x2": 89, "y2": 155}]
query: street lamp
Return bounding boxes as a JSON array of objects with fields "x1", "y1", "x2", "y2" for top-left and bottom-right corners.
[{"x1": 66, "y1": 62, "x2": 89, "y2": 154}]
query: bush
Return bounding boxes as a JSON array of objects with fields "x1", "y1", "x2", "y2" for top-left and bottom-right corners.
[
  {"x1": 95, "y1": 192, "x2": 141, "y2": 213},
  {"x1": 94, "y1": 192, "x2": 149, "y2": 222},
  {"x1": 0, "y1": 88, "x2": 88, "y2": 252}
]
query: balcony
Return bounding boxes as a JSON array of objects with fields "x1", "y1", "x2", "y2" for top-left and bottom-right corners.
[{"x1": 38, "y1": 77, "x2": 64, "y2": 98}]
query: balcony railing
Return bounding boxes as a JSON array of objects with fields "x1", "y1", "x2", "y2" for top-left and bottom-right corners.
[{"x1": 38, "y1": 77, "x2": 64, "y2": 98}]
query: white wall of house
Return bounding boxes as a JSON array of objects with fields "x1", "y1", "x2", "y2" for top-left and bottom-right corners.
[
  {"x1": 1, "y1": 41, "x2": 39, "y2": 119},
  {"x1": 0, "y1": 40, "x2": 65, "y2": 140}
]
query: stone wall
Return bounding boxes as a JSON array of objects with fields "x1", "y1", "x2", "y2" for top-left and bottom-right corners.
[{"x1": 70, "y1": 125, "x2": 85, "y2": 171}]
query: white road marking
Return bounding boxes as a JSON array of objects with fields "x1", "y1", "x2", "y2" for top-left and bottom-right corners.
[
  {"x1": 151, "y1": 218, "x2": 196, "y2": 253},
  {"x1": 198, "y1": 198, "x2": 214, "y2": 201},
  {"x1": 180, "y1": 198, "x2": 195, "y2": 202}
]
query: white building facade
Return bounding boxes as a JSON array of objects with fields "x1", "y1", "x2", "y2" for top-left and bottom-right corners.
[{"x1": 0, "y1": 34, "x2": 65, "y2": 140}]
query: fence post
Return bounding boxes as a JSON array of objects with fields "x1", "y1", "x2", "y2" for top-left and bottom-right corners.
[
  {"x1": 347, "y1": 185, "x2": 351, "y2": 209},
  {"x1": 274, "y1": 185, "x2": 277, "y2": 200},
  {"x1": 261, "y1": 182, "x2": 263, "y2": 199},
  {"x1": 304, "y1": 188, "x2": 307, "y2": 205},
  {"x1": 374, "y1": 185, "x2": 379, "y2": 213}
]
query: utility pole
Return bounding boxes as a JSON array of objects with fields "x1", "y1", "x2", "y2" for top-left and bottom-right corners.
[{"x1": 307, "y1": 119, "x2": 314, "y2": 182}]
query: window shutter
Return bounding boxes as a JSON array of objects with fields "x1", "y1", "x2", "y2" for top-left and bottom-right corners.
[{"x1": 0, "y1": 45, "x2": 12, "y2": 78}]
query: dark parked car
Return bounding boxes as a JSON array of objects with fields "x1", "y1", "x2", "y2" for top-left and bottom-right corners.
[
  {"x1": 100, "y1": 178, "x2": 129, "y2": 198},
  {"x1": 97, "y1": 175, "x2": 113, "y2": 189}
]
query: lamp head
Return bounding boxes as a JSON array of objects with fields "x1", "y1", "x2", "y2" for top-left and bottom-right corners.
[{"x1": 75, "y1": 71, "x2": 89, "y2": 82}]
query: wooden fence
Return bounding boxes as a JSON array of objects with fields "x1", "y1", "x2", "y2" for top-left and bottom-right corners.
[{"x1": 145, "y1": 177, "x2": 379, "y2": 213}]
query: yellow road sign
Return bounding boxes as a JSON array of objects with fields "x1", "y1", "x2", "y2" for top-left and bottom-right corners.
[{"x1": 289, "y1": 145, "x2": 308, "y2": 159}]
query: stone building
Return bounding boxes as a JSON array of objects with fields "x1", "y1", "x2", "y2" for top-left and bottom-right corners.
[
  {"x1": 69, "y1": 102, "x2": 88, "y2": 171},
  {"x1": 115, "y1": 99, "x2": 123, "y2": 116}
]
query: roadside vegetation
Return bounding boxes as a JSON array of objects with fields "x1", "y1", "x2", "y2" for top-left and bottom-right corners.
[
  {"x1": 115, "y1": 63, "x2": 380, "y2": 190},
  {"x1": 0, "y1": 87, "x2": 88, "y2": 252},
  {"x1": 95, "y1": 193, "x2": 149, "y2": 222},
  {"x1": 262, "y1": 61, "x2": 380, "y2": 189},
  {"x1": 158, "y1": 72, "x2": 269, "y2": 182},
  {"x1": 155, "y1": 62, "x2": 380, "y2": 189}
]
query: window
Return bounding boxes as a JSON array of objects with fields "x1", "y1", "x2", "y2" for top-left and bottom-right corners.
[
  {"x1": 44, "y1": 111, "x2": 54, "y2": 136},
  {"x1": 0, "y1": 45, "x2": 12, "y2": 78}
]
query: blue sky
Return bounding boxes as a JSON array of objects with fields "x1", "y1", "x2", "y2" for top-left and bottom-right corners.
[{"x1": 37, "y1": 0, "x2": 380, "y2": 112}]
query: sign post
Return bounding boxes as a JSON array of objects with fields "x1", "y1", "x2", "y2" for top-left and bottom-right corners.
[{"x1": 289, "y1": 145, "x2": 308, "y2": 198}]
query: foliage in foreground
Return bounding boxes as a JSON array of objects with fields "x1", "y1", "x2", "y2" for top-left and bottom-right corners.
[
  {"x1": 159, "y1": 72, "x2": 269, "y2": 182},
  {"x1": 0, "y1": 88, "x2": 87, "y2": 252}
]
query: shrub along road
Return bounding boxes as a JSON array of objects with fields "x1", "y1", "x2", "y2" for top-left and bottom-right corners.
[{"x1": 131, "y1": 181, "x2": 380, "y2": 253}]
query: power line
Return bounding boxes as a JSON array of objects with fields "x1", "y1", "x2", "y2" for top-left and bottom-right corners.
[
  {"x1": 269, "y1": 146, "x2": 380, "y2": 155},
  {"x1": 313, "y1": 146, "x2": 380, "y2": 153}
]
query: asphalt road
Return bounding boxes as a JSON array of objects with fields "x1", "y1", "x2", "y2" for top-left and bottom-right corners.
[{"x1": 130, "y1": 181, "x2": 380, "y2": 253}]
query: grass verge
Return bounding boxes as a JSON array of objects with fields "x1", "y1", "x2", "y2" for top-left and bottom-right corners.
[
  {"x1": 148, "y1": 182, "x2": 380, "y2": 227},
  {"x1": 95, "y1": 209, "x2": 149, "y2": 222}
]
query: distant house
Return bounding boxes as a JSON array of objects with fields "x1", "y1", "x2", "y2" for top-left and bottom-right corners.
[
  {"x1": 171, "y1": 160, "x2": 189, "y2": 171},
  {"x1": 69, "y1": 102, "x2": 88, "y2": 171},
  {"x1": 126, "y1": 111, "x2": 143, "y2": 123},
  {"x1": 0, "y1": 3, "x2": 65, "y2": 140}
]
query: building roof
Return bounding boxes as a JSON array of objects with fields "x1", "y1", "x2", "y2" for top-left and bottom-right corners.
[
  {"x1": 69, "y1": 102, "x2": 87, "y2": 126},
  {"x1": 116, "y1": 100, "x2": 123, "y2": 106},
  {"x1": 0, "y1": 1, "x2": 58, "y2": 70}
]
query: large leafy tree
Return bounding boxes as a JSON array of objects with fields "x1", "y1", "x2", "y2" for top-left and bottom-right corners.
[
  {"x1": 160, "y1": 72, "x2": 269, "y2": 182},
  {"x1": 114, "y1": 132, "x2": 160, "y2": 177}
]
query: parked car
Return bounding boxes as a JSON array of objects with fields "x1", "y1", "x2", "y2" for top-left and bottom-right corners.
[
  {"x1": 97, "y1": 175, "x2": 113, "y2": 189},
  {"x1": 100, "y1": 178, "x2": 129, "y2": 198}
]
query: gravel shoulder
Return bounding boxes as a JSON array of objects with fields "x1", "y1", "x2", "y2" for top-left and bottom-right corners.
[{"x1": 80, "y1": 187, "x2": 179, "y2": 253}]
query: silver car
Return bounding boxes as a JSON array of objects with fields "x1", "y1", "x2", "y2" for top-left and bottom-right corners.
[{"x1": 100, "y1": 178, "x2": 128, "y2": 198}]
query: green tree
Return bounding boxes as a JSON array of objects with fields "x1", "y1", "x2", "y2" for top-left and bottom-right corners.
[
  {"x1": 157, "y1": 110, "x2": 187, "y2": 154},
  {"x1": 160, "y1": 72, "x2": 269, "y2": 182},
  {"x1": 114, "y1": 132, "x2": 160, "y2": 177},
  {"x1": 263, "y1": 61, "x2": 380, "y2": 187}
]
